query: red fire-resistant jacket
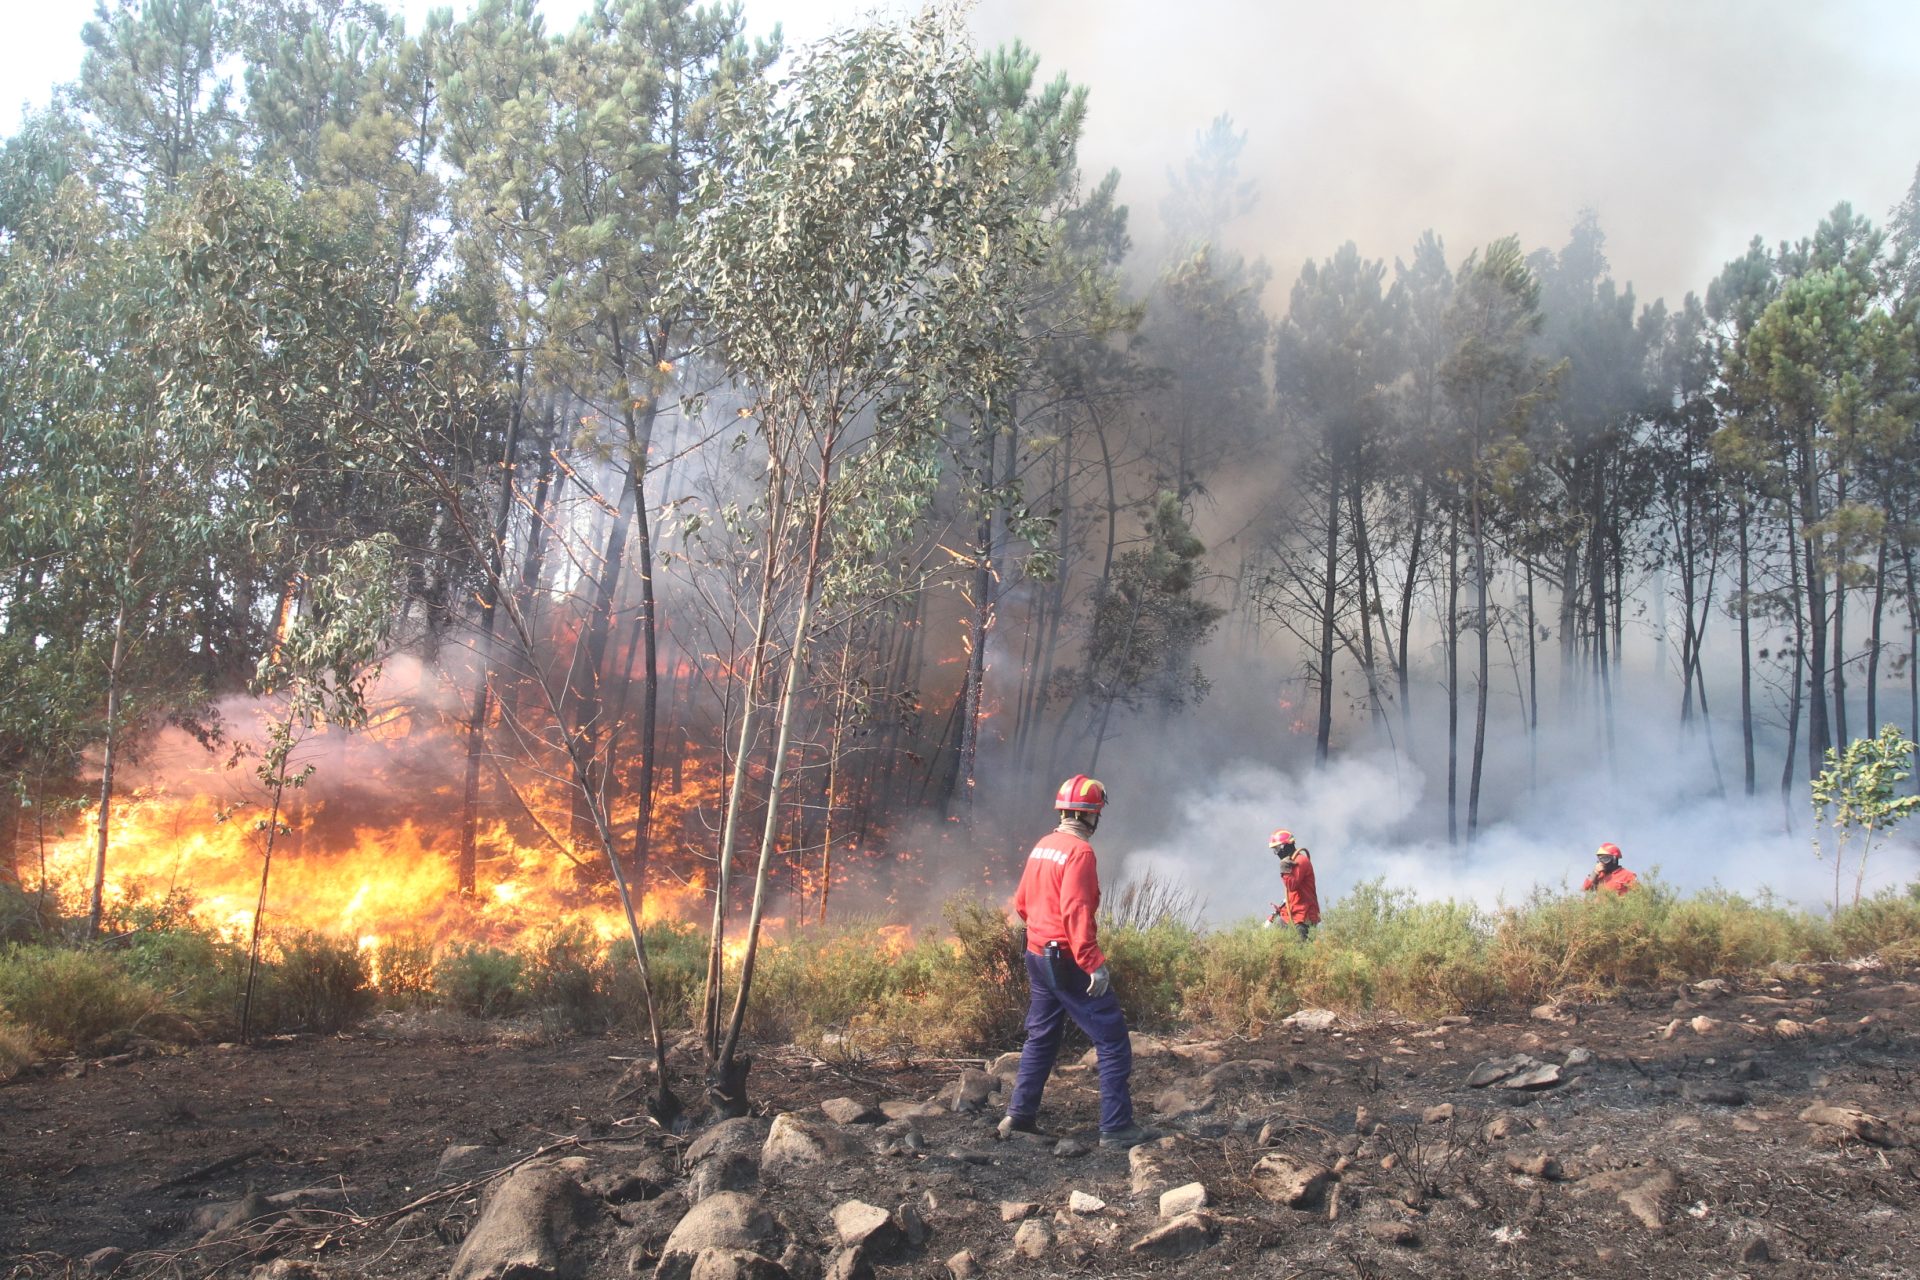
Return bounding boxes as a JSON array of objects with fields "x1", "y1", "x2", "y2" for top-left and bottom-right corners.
[
  {"x1": 1014, "y1": 828, "x2": 1107, "y2": 973},
  {"x1": 1583, "y1": 865, "x2": 1638, "y2": 895},
  {"x1": 1277, "y1": 849, "x2": 1321, "y2": 926}
]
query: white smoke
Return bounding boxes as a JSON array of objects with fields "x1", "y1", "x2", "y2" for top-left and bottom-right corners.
[{"x1": 1114, "y1": 746, "x2": 1919, "y2": 927}]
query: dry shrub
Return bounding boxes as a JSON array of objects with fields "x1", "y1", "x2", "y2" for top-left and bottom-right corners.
[
  {"x1": 0, "y1": 1011, "x2": 34, "y2": 1080},
  {"x1": 1833, "y1": 888, "x2": 1920, "y2": 962}
]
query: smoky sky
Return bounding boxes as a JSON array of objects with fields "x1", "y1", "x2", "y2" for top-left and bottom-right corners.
[{"x1": 972, "y1": 0, "x2": 1920, "y2": 308}]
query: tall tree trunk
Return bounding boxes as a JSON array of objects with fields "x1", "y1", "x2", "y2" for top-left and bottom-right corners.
[
  {"x1": 1316, "y1": 454, "x2": 1340, "y2": 763},
  {"x1": 1783, "y1": 502, "x2": 1805, "y2": 805},
  {"x1": 700, "y1": 475, "x2": 786, "y2": 1063},
  {"x1": 1737, "y1": 496, "x2": 1756, "y2": 796},
  {"x1": 623, "y1": 405, "x2": 662, "y2": 891},
  {"x1": 1525, "y1": 556, "x2": 1538, "y2": 791},
  {"x1": 565, "y1": 476, "x2": 636, "y2": 850},
  {"x1": 715, "y1": 429, "x2": 839, "y2": 1113},
  {"x1": 1468, "y1": 485, "x2": 1490, "y2": 840},
  {"x1": 952, "y1": 423, "x2": 997, "y2": 821},
  {"x1": 1446, "y1": 513, "x2": 1460, "y2": 847},
  {"x1": 1396, "y1": 487, "x2": 1427, "y2": 744},
  {"x1": 1867, "y1": 526, "x2": 1889, "y2": 736},
  {"x1": 86, "y1": 600, "x2": 129, "y2": 937},
  {"x1": 457, "y1": 381, "x2": 530, "y2": 897}
]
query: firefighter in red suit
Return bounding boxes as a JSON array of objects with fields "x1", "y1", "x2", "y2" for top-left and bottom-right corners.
[
  {"x1": 1264, "y1": 828, "x2": 1320, "y2": 940},
  {"x1": 999, "y1": 775, "x2": 1151, "y2": 1149},
  {"x1": 1583, "y1": 842, "x2": 1638, "y2": 894}
]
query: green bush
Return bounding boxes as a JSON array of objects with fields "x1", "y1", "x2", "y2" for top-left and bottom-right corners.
[
  {"x1": 435, "y1": 942, "x2": 523, "y2": 1017},
  {"x1": 375, "y1": 932, "x2": 438, "y2": 1008},
  {"x1": 258, "y1": 932, "x2": 372, "y2": 1034},
  {"x1": 522, "y1": 924, "x2": 609, "y2": 1037},
  {"x1": 0, "y1": 943, "x2": 165, "y2": 1053},
  {"x1": 1181, "y1": 923, "x2": 1302, "y2": 1033},
  {"x1": 122, "y1": 926, "x2": 246, "y2": 1035},
  {"x1": 1102, "y1": 922, "x2": 1202, "y2": 1030},
  {"x1": 605, "y1": 924, "x2": 713, "y2": 1035}
]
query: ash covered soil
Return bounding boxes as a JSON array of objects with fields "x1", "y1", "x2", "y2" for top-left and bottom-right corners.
[{"x1": 6, "y1": 963, "x2": 1920, "y2": 1278}]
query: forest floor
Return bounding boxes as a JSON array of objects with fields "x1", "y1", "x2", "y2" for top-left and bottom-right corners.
[{"x1": 4, "y1": 961, "x2": 1920, "y2": 1279}]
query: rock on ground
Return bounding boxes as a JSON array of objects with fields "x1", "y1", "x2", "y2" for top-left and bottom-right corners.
[
  {"x1": 447, "y1": 1162, "x2": 589, "y2": 1280},
  {"x1": 1129, "y1": 1211, "x2": 1219, "y2": 1258},
  {"x1": 1251, "y1": 1152, "x2": 1334, "y2": 1209},
  {"x1": 655, "y1": 1192, "x2": 784, "y2": 1280}
]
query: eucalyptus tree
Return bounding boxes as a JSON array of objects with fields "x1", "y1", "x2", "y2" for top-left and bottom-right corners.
[
  {"x1": 1268, "y1": 242, "x2": 1402, "y2": 758},
  {"x1": 676, "y1": 11, "x2": 1044, "y2": 1111},
  {"x1": 1441, "y1": 237, "x2": 1558, "y2": 840}
]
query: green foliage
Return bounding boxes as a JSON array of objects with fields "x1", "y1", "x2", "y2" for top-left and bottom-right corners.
[
  {"x1": 259, "y1": 932, "x2": 372, "y2": 1034},
  {"x1": 0, "y1": 944, "x2": 164, "y2": 1053},
  {"x1": 605, "y1": 925, "x2": 706, "y2": 1034},
  {"x1": 1812, "y1": 724, "x2": 1920, "y2": 913},
  {"x1": 374, "y1": 933, "x2": 438, "y2": 1008},
  {"x1": 521, "y1": 924, "x2": 608, "y2": 1037},
  {"x1": 1833, "y1": 887, "x2": 1920, "y2": 962},
  {"x1": 121, "y1": 925, "x2": 246, "y2": 1031},
  {"x1": 434, "y1": 943, "x2": 523, "y2": 1018}
]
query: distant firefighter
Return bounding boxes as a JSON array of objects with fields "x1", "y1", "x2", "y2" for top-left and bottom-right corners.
[
  {"x1": 1583, "y1": 842, "x2": 1638, "y2": 895},
  {"x1": 1263, "y1": 828, "x2": 1320, "y2": 940}
]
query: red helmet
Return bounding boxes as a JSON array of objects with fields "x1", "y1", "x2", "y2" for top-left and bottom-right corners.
[
  {"x1": 1055, "y1": 775, "x2": 1108, "y2": 812},
  {"x1": 1596, "y1": 842, "x2": 1622, "y2": 862},
  {"x1": 1268, "y1": 828, "x2": 1294, "y2": 849}
]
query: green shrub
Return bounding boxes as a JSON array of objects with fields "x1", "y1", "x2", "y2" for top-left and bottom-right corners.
[
  {"x1": 1183, "y1": 923, "x2": 1304, "y2": 1033},
  {"x1": 258, "y1": 932, "x2": 372, "y2": 1034},
  {"x1": 605, "y1": 924, "x2": 712, "y2": 1035},
  {"x1": 435, "y1": 943, "x2": 523, "y2": 1017},
  {"x1": 522, "y1": 924, "x2": 609, "y2": 1036},
  {"x1": 1102, "y1": 922, "x2": 1202, "y2": 1030},
  {"x1": 122, "y1": 926, "x2": 245, "y2": 1036},
  {"x1": 0, "y1": 943, "x2": 165, "y2": 1053},
  {"x1": 375, "y1": 933, "x2": 438, "y2": 1008}
]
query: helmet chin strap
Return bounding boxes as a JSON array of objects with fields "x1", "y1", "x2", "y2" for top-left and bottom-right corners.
[{"x1": 1058, "y1": 811, "x2": 1098, "y2": 836}]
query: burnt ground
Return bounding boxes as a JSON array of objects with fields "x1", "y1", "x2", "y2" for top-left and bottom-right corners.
[{"x1": 4, "y1": 961, "x2": 1920, "y2": 1279}]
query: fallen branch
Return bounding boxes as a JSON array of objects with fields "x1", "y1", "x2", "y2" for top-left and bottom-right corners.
[{"x1": 149, "y1": 1145, "x2": 268, "y2": 1191}]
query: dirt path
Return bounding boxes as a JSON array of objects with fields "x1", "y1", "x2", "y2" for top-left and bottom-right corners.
[{"x1": 4, "y1": 962, "x2": 1918, "y2": 1277}]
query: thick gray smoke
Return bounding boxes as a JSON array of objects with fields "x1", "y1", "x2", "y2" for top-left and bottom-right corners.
[{"x1": 973, "y1": 0, "x2": 1920, "y2": 307}]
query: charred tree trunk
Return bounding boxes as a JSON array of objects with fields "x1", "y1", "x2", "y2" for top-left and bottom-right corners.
[
  {"x1": 1396, "y1": 487, "x2": 1427, "y2": 744},
  {"x1": 457, "y1": 382, "x2": 530, "y2": 897},
  {"x1": 86, "y1": 601, "x2": 128, "y2": 937},
  {"x1": 1867, "y1": 526, "x2": 1888, "y2": 736}
]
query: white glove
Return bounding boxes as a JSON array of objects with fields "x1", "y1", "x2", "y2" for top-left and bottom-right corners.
[
  {"x1": 1263, "y1": 918, "x2": 1274, "y2": 929},
  {"x1": 1086, "y1": 964, "x2": 1111, "y2": 999}
]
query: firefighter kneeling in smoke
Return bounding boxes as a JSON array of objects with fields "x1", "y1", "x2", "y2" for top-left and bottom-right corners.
[
  {"x1": 1264, "y1": 828, "x2": 1321, "y2": 940},
  {"x1": 999, "y1": 775, "x2": 1153, "y2": 1150}
]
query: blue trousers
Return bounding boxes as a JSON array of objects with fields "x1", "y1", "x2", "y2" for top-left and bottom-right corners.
[{"x1": 1007, "y1": 948, "x2": 1133, "y2": 1133}]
